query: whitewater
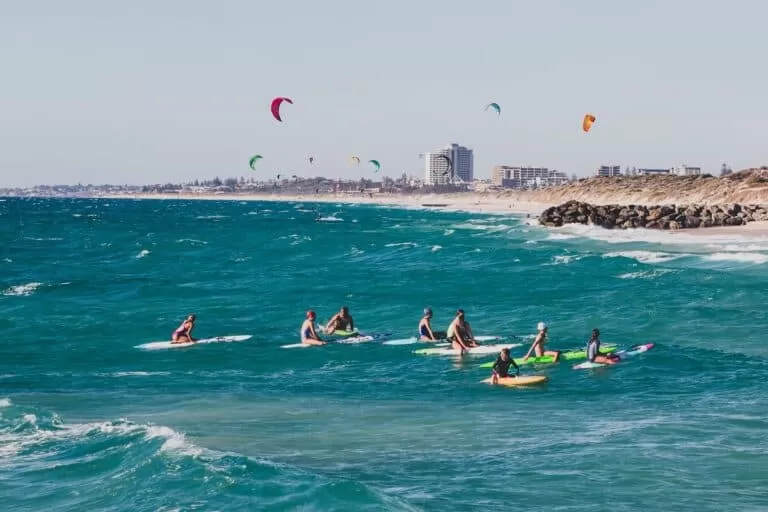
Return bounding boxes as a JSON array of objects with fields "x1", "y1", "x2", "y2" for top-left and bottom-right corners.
[{"x1": 1, "y1": 197, "x2": 767, "y2": 511}]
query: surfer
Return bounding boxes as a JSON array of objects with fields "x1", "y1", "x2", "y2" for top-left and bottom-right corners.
[
  {"x1": 418, "y1": 308, "x2": 445, "y2": 341},
  {"x1": 447, "y1": 309, "x2": 477, "y2": 352},
  {"x1": 522, "y1": 322, "x2": 560, "y2": 362},
  {"x1": 171, "y1": 314, "x2": 197, "y2": 344},
  {"x1": 301, "y1": 311, "x2": 326, "y2": 346},
  {"x1": 586, "y1": 328, "x2": 619, "y2": 364},
  {"x1": 325, "y1": 306, "x2": 355, "y2": 334},
  {"x1": 491, "y1": 348, "x2": 520, "y2": 383}
]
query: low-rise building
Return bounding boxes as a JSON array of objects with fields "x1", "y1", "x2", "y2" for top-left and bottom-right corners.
[
  {"x1": 492, "y1": 166, "x2": 569, "y2": 189},
  {"x1": 671, "y1": 165, "x2": 702, "y2": 176},
  {"x1": 636, "y1": 168, "x2": 671, "y2": 176},
  {"x1": 594, "y1": 165, "x2": 622, "y2": 177}
]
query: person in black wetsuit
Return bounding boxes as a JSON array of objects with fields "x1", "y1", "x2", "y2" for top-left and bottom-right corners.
[{"x1": 491, "y1": 348, "x2": 520, "y2": 383}]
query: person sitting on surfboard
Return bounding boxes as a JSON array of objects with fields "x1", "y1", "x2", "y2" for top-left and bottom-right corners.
[
  {"x1": 491, "y1": 348, "x2": 520, "y2": 384},
  {"x1": 301, "y1": 311, "x2": 326, "y2": 346},
  {"x1": 522, "y1": 322, "x2": 561, "y2": 362},
  {"x1": 325, "y1": 306, "x2": 354, "y2": 334},
  {"x1": 586, "y1": 328, "x2": 620, "y2": 364},
  {"x1": 418, "y1": 308, "x2": 445, "y2": 341},
  {"x1": 447, "y1": 310, "x2": 477, "y2": 352},
  {"x1": 171, "y1": 314, "x2": 197, "y2": 344}
]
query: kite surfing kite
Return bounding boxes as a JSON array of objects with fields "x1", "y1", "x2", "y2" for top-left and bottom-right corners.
[
  {"x1": 271, "y1": 97, "x2": 293, "y2": 122},
  {"x1": 582, "y1": 114, "x2": 596, "y2": 133},
  {"x1": 309, "y1": 156, "x2": 314, "y2": 165},
  {"x1": 435, "y1": 154, "x2": 453, "y2": 178},
  {"x1": 369, "y1": 159, "x2": 381, "y2": 173},
  {"x1": 249, "y1": 154, "x2": 263, "y2": 171},
  {"x1": 485, "y1": 102, "x2": 501, "y2": 115},
  {"x1": 350, "y1": 156, "x2": 361, "y2": 166}
]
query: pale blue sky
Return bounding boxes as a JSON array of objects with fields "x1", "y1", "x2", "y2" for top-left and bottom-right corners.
[{"x1": 1, "y1": 0, "x2": 766, "y2": 186}]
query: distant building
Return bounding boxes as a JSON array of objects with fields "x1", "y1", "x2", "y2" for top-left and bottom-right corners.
[
  {"x1": 492, "y1": 166, "x2": 569, "y2": 189},
  {"x1": 424, "y1": 143, "x2": 473, "y2": 185},
  {"x1": 671, "y1": 164, "x2": 702, "y2": 176},
  {"x1": 594, "y1": 165, "x2": 622, "y2": 177},
  {"x1": 636, "y1": 168, "x2": 671, "y2": 176}
]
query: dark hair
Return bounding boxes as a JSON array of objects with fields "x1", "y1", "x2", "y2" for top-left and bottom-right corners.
[
  {"x1": 501, "y1": 348, "x2": 510, "y2": 356},
  {"x1": 188, "y1": 314, "x2": 196, "y2": 321},
  {"x1": 341, "y1": 306, "x2": 349, "y2": 312},
  {"x1": 457, "y1": 309, "x2": 465, "y2": 316}
]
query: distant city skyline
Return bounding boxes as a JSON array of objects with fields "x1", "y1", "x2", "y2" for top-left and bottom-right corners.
[{"x1": 1, "y1": 1, "x2": 767, "y2": 187}]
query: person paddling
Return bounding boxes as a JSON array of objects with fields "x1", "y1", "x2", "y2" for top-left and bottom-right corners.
[
  {"x1": 522, "y1": 322, "x2": 560, "y2": 362},
  {"x1": 491, "y1": 348, "x2": 520, "y2": 384},
  {"x1": 586, "y1": 328, "x2": 619, "y2": 364},
  {"x1": 171, "y1": 314, "x2": 197, "y2": 344}
]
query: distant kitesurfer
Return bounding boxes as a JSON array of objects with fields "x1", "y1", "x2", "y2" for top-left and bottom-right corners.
[{"x1": 171, "y1": 314, "x2": 197, "y2": 344}]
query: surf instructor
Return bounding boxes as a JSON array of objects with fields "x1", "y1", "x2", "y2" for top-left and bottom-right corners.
[
  {"x1": 171, "y1": 314, "x2": 197, "y2": 344},
  {"x1": 325, "y1": 306, "x2": 355, "y2": 334},
  {"x1": 447, "y1": 309, "x2": 477, "y2": 352}
]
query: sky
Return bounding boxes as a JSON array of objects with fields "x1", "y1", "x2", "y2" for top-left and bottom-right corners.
[{"x1": 1, "y1": 0, "x2": 766, "y2": 187}]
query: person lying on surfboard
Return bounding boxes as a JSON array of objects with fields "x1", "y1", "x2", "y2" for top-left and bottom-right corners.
[
  {"x1": 586, "y1": 328, "x2": 619, "y2": 364},
  {"x1": 171, "y1": 314, "x2": 197, "y2": 344},
  {"x1": 522, "y1": 322, "x2": 560, "y2": 362},
  {"x1": 325, "y1": 306, "x2": 354, "y2": 334},
  {"x1": 491, "y1": 348, "x2": 520, "y2": 384},
  {"x1": 418, "y1": 308, "x2": 445, "y2": 341},
  {"x1": 447, "y1": 309, "x2": 477, "y2": 352},
  {"x1": 301, "y1": 311, "x2": 326, "y2": 346}
]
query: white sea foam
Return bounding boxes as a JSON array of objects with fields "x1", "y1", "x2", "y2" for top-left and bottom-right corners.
[
  {"x1": 317, "y1": 216, "x2": 343, "y2": 222},
  {"x1": 547, "y1": 232, "x2": 577, "y2": 241},
  {"x1": 431, "y1": 245, "x2": 442, "y2": 252},
  {"x1": 703, "y1": 252, "x2": 768, "y2": 264},
  {"x1": 136, "y1": 249, "x2": 150, "y2": 259},
  {"x1": 0, "y1": 398, "x2": 11, "y2": 407},
  {"x1": 549, "y1": 254, "x2": 583, "y2": 265},
  {"x1": 176, "y1": 238, "x2": 208, "y2": 245},
  {"x1": 617, "y1": 269, "x2": 676, "y2": 280},
  {"x1": 195, "y1": 215, "x2": 228, "y2": 220},
  {"x1": 443, "y1": 229, "x2": 455, "y2": 236},
  {"x1": 385, "y1": 242, "x2": 418, "y2": 248},
  {"x1": 603, "y1": 251, "x2": 686, "y2": 264},
  {"x1": 3, "y1": 282, "x2": 43, "y2": 296}
]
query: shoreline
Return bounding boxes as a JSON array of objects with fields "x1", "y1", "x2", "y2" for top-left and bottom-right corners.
[{"x1": 92, "y1": 191, "x2": 768, "y2": 239}]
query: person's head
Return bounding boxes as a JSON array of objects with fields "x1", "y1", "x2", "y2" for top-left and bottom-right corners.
[
  {"x1": 340, "y1": 306, "x2": 349, "y2": 315},
  {"x1": 423, "y1": 307, "x2": 433, "y2": 318},
  {"x1": 500, "y1": 348, "x2": 510, "y2": 360},
  {"x1": 307, "y1": 310, "x2": 316, "y2": 320},
  {"x1": 537, "y1": 322, "x2": 547, "y2": 332},
  {"x1": 187, "y1": 314, "x2": 196, "y2": 323},
  {"x1": 456, "y1": 309, "x2": 465, "y2": 319},
  {"x1": 591, "y1": 328, "x2": 600, "y2": 339}
]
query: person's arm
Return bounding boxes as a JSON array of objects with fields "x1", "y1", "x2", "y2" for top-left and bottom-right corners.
[
  {"x1": 188, "y1": 322, "x2": 197, "y2": 342},
  {"x1": 523, "y1": 334, "x2": 541, "y2": 360},
  {"x1": 349, "y1": 316, "x2": 354, "y2": 331},
  {"x1": 426, "y1": 323, "x2": 437, "y2": 341},
  {"x1": 490, "y1": 359, "x2": 501, "y2": 383},
  {"x1": 510, "y1": 358, "x2": 520, "y2": 376},
  {"x1": 325, "y1": 314, "x2": 338, "y2": 333},
  {"x1": 310, "y1": 322, "x2": 323, "y2": 341}
]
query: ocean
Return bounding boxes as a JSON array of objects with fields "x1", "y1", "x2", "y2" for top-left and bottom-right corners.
[{"x1": 1, "y1": 197, "x2": 767, "y2": 511}]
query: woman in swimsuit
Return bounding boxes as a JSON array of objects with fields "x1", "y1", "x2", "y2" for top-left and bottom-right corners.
[
  {"x1": 522, "y1": 322, "x2": 560, "y2": 362},
  {"x1": 418, "y1": 308, "x2": 445, "y2": 341},
  {"x1": 171, "y1": 314, "x2": 197, "y2": 344},
  {"x1": 301, "y1": 311, "x2": 326, "y2": 346}
]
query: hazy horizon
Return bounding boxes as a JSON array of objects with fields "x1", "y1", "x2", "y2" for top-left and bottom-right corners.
[{"x1": 2, "y1": 0, "x2": 767, "y2": 187}]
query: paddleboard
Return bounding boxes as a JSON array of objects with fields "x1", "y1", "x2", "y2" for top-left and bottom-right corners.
[
  {"x1": 572, "y1": 343, "x2": 655, "y2": 370},
  {"x1": 137, "y1": 335, "x2": 252, "y2": 351},
  {"x1": 478, "y1": 345, "x2": 617, "y2": 368},
  {"x1": 384, "y1": 335, "x2": 501, "y2": 346},
  {"x1": 414, "y1": 343, "x2": 522, "y2": 356},
  {"x1": 281, "y1": 332, "x2": 392, "y2": 348},
  {"x1": 330, "y1": 329, "x2": 359, "y2": 337},
  {"x1": 481, "y1": 375, "x2": 548, "y2": 387}
]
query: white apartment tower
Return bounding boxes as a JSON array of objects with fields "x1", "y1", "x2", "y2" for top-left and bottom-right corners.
[{"x1": 424, "y1": 143, "x2": 474, "y2": 185}]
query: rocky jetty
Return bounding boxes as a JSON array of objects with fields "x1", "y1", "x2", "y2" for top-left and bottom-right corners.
[{"x1": 539, "y1": 201, "x2": 768, "y2": 230}]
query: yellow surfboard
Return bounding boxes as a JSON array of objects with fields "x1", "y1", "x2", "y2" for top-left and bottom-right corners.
[{"x1": 481, "y1": 375, "x2": 548, "y2": 387}]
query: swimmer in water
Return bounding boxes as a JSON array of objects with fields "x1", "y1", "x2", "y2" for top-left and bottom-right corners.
[{"x1": 171, "y1": 314, "x2": 197, "y2": 344}]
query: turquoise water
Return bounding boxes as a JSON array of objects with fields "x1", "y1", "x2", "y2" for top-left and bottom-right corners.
[{"x1": 2, "y1": 197, "x2": 768, "y2": 511}]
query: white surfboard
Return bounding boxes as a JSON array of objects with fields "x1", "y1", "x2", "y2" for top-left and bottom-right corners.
[
  {"x1": 136, "y1": 335, "x2": 252, "y2": 351},
  {"x1": 384, "y1": 335, "x2": 501, "y2": 346},
  {"x1": 414, "y1": 343, "x2": 522, "y2": 356}
]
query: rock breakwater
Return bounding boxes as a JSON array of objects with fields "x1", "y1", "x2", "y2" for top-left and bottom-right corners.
[{"x1": 540, "y1": 201, "x2": 768, "y2": 230}]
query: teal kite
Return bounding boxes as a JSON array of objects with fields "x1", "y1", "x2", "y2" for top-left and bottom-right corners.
[
  {"x1": 249, "y1": 155, "x2": 263, "y2": 171},
  {"x1": 485, "y1": 102, "x2": 501, "y2": 115},
  {"x1": 369, "y1": 159, "x2": 381, "y2": 172}
]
